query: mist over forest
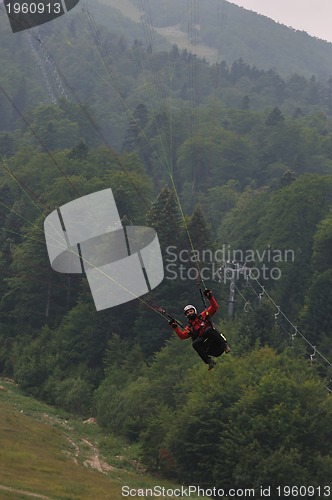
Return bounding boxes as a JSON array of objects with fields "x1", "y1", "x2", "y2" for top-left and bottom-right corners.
[{"x1": 0, "y1": 0, "x2": 331, "y2": 496}]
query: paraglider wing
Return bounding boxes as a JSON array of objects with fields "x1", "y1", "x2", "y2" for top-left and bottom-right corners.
[{"x1": 4, "y1": 0, "x2": 79, "y2": 33}]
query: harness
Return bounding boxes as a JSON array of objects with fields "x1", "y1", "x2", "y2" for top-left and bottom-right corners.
[{"x1": 188, "y1": 314, "x2": 211, "y2": 340}]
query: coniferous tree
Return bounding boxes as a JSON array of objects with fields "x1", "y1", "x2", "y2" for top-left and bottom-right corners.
[
  {"x1": 134, "y1": 186, "x2": 191, "y2": 355},
  {"x1": 67, "y1": 139, "x2": 89, "y2": 160},
  {"x1": 265, "y1": 106, "x2": 284, "y2": 126},
  {"x1": 187, "y1": 204, "x2": 214, "y2": 253},
  {"x1": 241, "y1": 95, "x2": 250, "y2": 110},
  {"x1": 122, "y1": 103, "x2": 148, "y2": 152},
  {"x1": 146, "y1": 186, "x2": 183, "y2": 251}
]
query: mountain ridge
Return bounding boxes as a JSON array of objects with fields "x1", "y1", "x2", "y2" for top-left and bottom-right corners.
[{"x1": 99, "y1": 0, "x2": 332, "y2": 79}]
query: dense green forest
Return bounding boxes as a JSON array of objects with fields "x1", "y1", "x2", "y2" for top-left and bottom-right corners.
[{"x1": 0, "y1": 0, "x2": 332, "y2": 495}]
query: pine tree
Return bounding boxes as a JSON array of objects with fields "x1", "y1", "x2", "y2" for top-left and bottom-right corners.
[
  {"x1": 241, "y1": 95, "x2": 250, "y2": 110},
  {"x1": 67, "y1": 139, "x2": 89, "y2": 160},
  {"x1": 122, "y1": 103, "x2": 148, "y2": 152},
  {"x1": 187, "y1": 204, "x2": 214, "y2": 253},
  {"x1": 146, "y1": 186, "x2": 183, "y2": 251},
  {"x1": 265, "y1": 106, "x2": 284, "y2": 126},
  {"x1": 134, "y1": 186, "x2": 193, "y2": 356}
]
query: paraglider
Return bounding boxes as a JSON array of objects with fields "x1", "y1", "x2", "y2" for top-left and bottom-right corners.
[{"x1": 167, "y1": 288, "x2": 231, "y2": 370}]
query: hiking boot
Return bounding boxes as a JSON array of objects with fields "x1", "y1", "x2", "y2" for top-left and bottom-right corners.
[
  {"x1": 224, "y1": 344, "x2": 231, "y2": 354},
  {"x1": 208, "y1": 359, "x2": 216, "y2": 370}
]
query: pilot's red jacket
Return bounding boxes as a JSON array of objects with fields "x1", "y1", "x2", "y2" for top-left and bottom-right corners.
[{"x1": 173, "y1": 296, "x2": 218, "y2": 340}]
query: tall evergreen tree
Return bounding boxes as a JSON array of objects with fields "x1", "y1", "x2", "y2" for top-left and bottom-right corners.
[
  {"x1": 134, "y1": 186, "x2": 193, "y2": 355},
  {"x1": 122, "y1": 103, "x2": 148, "y2": 152},
  {"x1": 187, "y1": 203, "x2": 214, "y2": 254},
  {"x1": 265, "y1": 106, "x2": 284, "y2": 126},
  {"x1": 146, "y1": 186, "x2": 183, "y2": 251}
]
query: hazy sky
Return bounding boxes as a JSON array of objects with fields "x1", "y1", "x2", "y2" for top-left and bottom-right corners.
[{"x1": 230, "y1": 0, "x2": 332, "y2": 43}]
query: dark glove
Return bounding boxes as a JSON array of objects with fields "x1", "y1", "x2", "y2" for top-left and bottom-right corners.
[
  {"x1": 203, "y1": 289, "x2": 213, "y2": 299},
  {"x1": 169, "y1": 319, "x2": 178, "y2": 329}
]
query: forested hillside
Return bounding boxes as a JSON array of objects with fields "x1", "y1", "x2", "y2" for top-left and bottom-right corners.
[
  {"x1": 2, "y1": 2, "x2": 332, "y2": 153},
  {"x1": 106, "y1": 0, "x2": 332, "y2": 77},
  {"x1": 0, "y1": 0, "x2": 332, "y2": 494}
]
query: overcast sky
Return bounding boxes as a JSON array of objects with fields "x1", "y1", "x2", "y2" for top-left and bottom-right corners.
[{"x1": 229, "y1": 0, "x2": 332, "y2": 43}]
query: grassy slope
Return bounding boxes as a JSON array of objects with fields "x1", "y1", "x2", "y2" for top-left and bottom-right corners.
[
  {"x1": 99, "y1": 0, "x2": 218, "y2": 61},
  {"x1": 100, "y1": 0, "x2": 141, "y2": 22},
  {"x1": 0, "y1": 405, "x2": 117, "y2": 498},
  {"x1": 0, "y1": 380, "x2": 206, "y2": 500}
]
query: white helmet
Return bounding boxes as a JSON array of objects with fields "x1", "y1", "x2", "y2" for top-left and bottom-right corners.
[{"x1": 184, "y1": 304, "x2": 197, "y2": 315}]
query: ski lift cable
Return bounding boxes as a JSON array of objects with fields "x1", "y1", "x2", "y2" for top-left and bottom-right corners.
[
  {"x1": 229, "y1": 263, "x2": 332, "y2": 389},
  {"x1": 233, "y1": 281, "x2": 254, "y2": 312},
  {"x1": 26, "y1": 30, "x2": 57, "y2": 103},
  {"x1": 33, "y1": 26, "x2": 68, "y2": 99},
  {"x1": 247, "y1": 270, "x2": 332, "y2": 369}
]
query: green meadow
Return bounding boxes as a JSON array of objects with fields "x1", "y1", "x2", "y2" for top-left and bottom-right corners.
[{"x1": 0, "y1": 380, "x2": 204, "y2": 500}]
